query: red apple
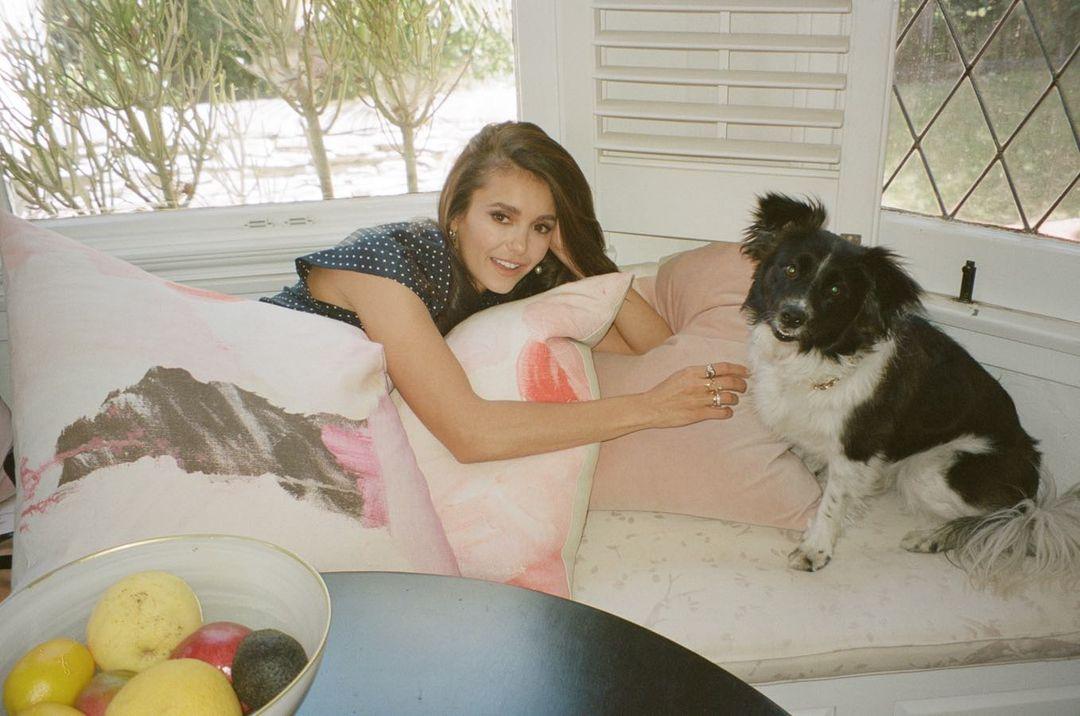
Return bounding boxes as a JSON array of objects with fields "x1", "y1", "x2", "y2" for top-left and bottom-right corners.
[
  {"x1": 73, "y1": 669, "x2": 135, "y2": 716},
  {"x1": 169, "y1": 621, "x2": 253, "y2": 681}
]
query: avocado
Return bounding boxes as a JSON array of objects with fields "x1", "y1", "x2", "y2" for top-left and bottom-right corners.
[{"x1": 231, "y1": 628, "x2": 308, "y2": 710}]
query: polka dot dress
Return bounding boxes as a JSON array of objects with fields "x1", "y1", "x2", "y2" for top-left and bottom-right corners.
[{"x1": 262, "y1": 220, "x2": 503, "y2": 328}]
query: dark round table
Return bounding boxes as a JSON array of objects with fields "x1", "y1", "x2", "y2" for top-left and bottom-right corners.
[{"x1": 296, "y1": 571, "x2": 787, "y2": 715}]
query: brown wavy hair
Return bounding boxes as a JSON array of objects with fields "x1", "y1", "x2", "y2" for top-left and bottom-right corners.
[{"x1": 433, "y1": 121, "x2": 617, "y2": 333}]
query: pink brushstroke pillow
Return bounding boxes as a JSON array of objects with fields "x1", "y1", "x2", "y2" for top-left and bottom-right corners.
[
  {"x1": 0, "y1": 212, "x2": 459, "y2": 587},
  {"x1": 591, "y1": 242, "x2": 821, "y2": 530},
  {"x1": 393, "y1": 272, "x2": 633, "y2": 598}
]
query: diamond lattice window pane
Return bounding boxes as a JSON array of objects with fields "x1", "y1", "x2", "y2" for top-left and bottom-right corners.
[
  {"x1": 938, "y1": 0, "x2": 1013, "y2": 59},
  {"x1": 1040, "y1": 184, "x2": 1079, "y2": 241},
  {"x1": 1024, "y1": 0, "x2": 1080, "y2": 71},
  {"x1": 955, "y1": 160, "x2": 1021, "y2": 228},
  {"x1": 883, "y1": 152, "x2": 941, "y2": 215},
  {"x1": 1004, "y1": 89, "x2": 1079, "y2": 225},
  {"x1": 1060, "y1": 57, "x2": 1078, "y2": 116},
  {"x1": 894, "y1": 2, "x2": 966, "y2": 134},
  {"x1": 972, "y1": 6, "x2": 1054, "y2": 139},
  {"x1": 897, "y1": 0, "x2": 927, "y2": 36},
  {"x1": 922, "y1": 80, "x2": 997, "y2": 212},
  {"x1": 883, "y1": 0, "x2": 1079, "y2": 241},
  {"x1": 885, "y1": 93, "x2": 915, "y2": 180}
]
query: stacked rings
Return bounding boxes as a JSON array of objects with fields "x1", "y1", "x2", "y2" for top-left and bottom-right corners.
[{"x1": 705, "y1": 364, "x2": 724, "y2": 408}]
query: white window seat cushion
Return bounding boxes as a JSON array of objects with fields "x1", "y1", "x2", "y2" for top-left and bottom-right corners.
[{"x1": 572, "y1": 491, "x2": 1080, "y2": 683}]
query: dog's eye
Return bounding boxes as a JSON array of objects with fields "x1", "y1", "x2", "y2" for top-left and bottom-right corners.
[
  {"x1": 829, "y1": 284, "x2": 842, "y2": 296},
  {"x1": 784, "y1": 264, "x2": 798, "y2": 278}
]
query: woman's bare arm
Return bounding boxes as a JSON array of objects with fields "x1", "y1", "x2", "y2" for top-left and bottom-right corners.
[
  {"x1": 309, "y1": 267, "x2": 745, "y2": 463},
  {"x1": 547, "y1": 227, "x2": 670, "y2": 356},
  {"x1": 593, "y1": 286, "x2": 672, "y2": 355}
]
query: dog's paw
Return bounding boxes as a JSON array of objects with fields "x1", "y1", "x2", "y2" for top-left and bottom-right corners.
[
  {"x1": 901, "y1": 529, "x2": 943, "y2": 553},
  {"x1": 787, "y1": 545, "x2": 831, "y2": 572}
]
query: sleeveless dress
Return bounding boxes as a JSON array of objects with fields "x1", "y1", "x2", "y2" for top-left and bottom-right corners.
[{"x1": 262, "y1": 220, "x2": 505, "y2": 329}]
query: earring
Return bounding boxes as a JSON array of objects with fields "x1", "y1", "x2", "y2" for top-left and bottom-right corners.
[{"x1": 447, "y1": 228, "x2": 458, "y2": 247}]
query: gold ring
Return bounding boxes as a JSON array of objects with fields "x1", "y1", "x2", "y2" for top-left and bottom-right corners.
[
  {"x1": 705, "y1": 363, "x2": 716, "y2": 379},
  {"x1": 711, "y1": 392, "x2": 723, "y2": 408}
]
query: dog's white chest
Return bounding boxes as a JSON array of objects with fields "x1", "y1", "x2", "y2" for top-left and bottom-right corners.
[{"x1": 748, "y1": 325, "x2": 894, "y2": 459}]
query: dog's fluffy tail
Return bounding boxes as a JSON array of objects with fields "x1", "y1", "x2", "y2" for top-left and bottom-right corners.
[{"x1": 930, "y1": 478, "x2": 1080, "y2": 593}]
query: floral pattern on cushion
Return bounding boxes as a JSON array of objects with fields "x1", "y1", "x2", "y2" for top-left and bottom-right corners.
[{"x1": 572, "y1": 491, "x2": 1080, "y2": 682}]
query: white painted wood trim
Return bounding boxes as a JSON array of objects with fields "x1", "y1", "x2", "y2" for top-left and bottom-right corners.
[
  {"x1": 513, "y1": 0, "x2": 563, "y2": 141},
  {"x1": 596, "y1": 131, "x2": 841, "y2": 163},
  {"x1": 594, "y1": 29, "x2": 850, "y2": 52},
  {"x1": 757, "y1": 659, "x2": 1080, "y2": 716},
  {"x1": 880, "y1": 210, "x2": 1080, "y2": 325},
  {"x1": 596, "y1": 99, "x2": 845, "y2": 126},
  {"x1": 831, "y1": 0, "x2": 898, "y2": 246},
  {"x1": 593, "y1": 0, "x2": 851, "y2": 11},
  {"x1": 593, "y1": 65, "x2": 848, "y2": 89},
  {"x1": 0, "y1": 192, "x2": 438, "y2": 309}
]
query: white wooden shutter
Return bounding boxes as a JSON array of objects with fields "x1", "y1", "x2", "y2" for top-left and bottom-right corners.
[{"x1": 549, "y1": 0, "x2": 898, "y2": 255}]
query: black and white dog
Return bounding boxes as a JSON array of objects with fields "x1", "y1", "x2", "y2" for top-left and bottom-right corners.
[{"x1": 741, "y1": 193, "x2": 1080, "y2": 588}]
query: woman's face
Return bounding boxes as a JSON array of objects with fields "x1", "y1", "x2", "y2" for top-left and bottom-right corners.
[{"x1": 452, "y1": 166, "x2": 556, "y2": 294}]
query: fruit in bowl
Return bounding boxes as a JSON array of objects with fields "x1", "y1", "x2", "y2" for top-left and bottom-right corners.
[
  {"x1": 170, "y1": 621, "x2": 253, "y2": 681},
  {"x1": 107, "y1": 658, "x2": 243, "y2": 715},
  {"x1": 87, "y1": 571, "x2": 204, "y2": 672},
  {"x1": 2, "y1": 638, "x2": 95, "y2": 713},
  {"x1": 232, "y1": 629, "x2": 310, "y2": 711},
  {"x1": 72, "y1": 670, "x2": 134, "y2": 716},
  {"x1": 0, "y1": 535, "x2": 331, "y2": 716}
]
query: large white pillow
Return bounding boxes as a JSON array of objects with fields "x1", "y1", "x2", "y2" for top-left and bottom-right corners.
[
  {"x1": 0, "y1": 211, "x2": 459, "y2": 587},
  {"x1": 394, "y1": 272, "x2": 632, "y2": 597}
]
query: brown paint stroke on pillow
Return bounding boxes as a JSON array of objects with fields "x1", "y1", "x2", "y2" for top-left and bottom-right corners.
[{"x1": 49, "y1": 366, "x2": 383, "y2": 522}]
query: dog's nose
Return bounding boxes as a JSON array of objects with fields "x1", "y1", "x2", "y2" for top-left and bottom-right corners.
[{"x1": 779, "y1": 306, "x2": 807, "y2": 329}]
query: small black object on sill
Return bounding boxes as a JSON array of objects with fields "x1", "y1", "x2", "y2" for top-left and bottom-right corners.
[{"x1": 958, "y1": 260, "x2": 976, "y2": 303}]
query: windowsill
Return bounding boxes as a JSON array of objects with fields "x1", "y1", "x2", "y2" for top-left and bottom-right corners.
[
  {"x1": 1, "y1": 193, "x2": 440, "y2": 298},
  {"x1": 923, "y1": 294, "x2": 1080, "y2": 357},
  {"x1": 878, "y1": 211, "x2": 1080, "y2": 325},
  {"x1": 922, "y1": 293, "x2": 1080, "y2": 389}
]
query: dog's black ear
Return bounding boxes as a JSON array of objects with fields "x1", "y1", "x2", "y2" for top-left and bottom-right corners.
[
  {"x1": 863, "y1": 246, "x2": 923, "y2": 327},
  {"x1": 741, "y1": 193, "x2": 827, "y2": 263}
]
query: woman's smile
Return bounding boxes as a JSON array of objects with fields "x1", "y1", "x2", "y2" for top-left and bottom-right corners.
[{"x1": 491, "y1": 256, "x2": 524, "y2": 273}]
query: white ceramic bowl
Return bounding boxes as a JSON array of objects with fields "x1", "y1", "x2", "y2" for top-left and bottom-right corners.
[{"x1": 0, "y1": 534, "x2": 330, "y2": 715}]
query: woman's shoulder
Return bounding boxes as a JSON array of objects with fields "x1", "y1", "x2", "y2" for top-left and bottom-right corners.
[
  {"x1": 297, "y1": 219, "x2": 452, "y2": 314},
  {"x1": 335, "y1": 219, "x2": 446, "y2": 254}
]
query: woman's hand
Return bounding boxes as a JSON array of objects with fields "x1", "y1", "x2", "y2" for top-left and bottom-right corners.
[{"x1": 642, "y1": 362, "x2": 749, "y2": 428}]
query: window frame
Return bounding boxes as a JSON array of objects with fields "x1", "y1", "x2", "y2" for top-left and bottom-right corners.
[
  {"x1": 6, "y1": 192, "x2": 439, "y2": 298},
  {"x1": 1, "y1": 0, "x2": 1075, "y2": 336},
  {"x1": 879, "y1": 208, "x2": 1080, "y2": 325},
  {"x1": 0, "y1": 0, "x2": 558, "y2": 302}
]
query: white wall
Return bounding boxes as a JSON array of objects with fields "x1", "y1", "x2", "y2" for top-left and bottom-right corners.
[{"x1": 995, "y1": 369, "x2": 1080, "y2": 492}]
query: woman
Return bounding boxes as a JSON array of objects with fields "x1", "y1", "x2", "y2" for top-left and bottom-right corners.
[{"x1": 264, "y1": 121, "x2": 747, "y2": 462}]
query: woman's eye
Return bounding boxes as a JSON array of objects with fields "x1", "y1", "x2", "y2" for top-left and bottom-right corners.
[
  {"x1": 784, "y1": 264, "x2": 798, "y2": 278},
  {"x1": 534, "y1": 223, "x2": 552, "y2": 235},
  {"x1": 492, "y1": 212, "x2": 509, "y2": 223}
]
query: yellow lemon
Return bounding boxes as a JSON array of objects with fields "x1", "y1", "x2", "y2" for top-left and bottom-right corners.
[
  {"x1": 87, "y1": 570, "x2": 202, "y2": 672},
  {"x1": 106, "y1": 659, "x2": 242, "y2": 716},
  {"x1": 15, "y1": 703, "x2": 85, "y2": 715},
  {"x1": 2, "y1": 637, "x2": 95, "y2": 713}
]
